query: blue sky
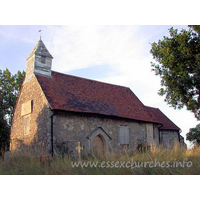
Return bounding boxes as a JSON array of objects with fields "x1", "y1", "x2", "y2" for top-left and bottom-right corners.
[{"x1": 0, "y1": 25, "x2": 198, "y2": 148}]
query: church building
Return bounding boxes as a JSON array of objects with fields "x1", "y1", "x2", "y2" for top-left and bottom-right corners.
[{"x1": 10, "y1": 38, "x2": 185, "y2": 157}]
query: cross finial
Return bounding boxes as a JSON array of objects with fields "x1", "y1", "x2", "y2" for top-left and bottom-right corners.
[{"x1": 75, "y1": 142, "x2": 83, "y2": 161}]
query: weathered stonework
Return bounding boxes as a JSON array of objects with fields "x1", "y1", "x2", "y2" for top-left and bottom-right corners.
[
  {"x1": 10, "y1": 75, "x2": 51, "y2": 156},
  {"x1": 160, "y1": 130, "x2": 179, "y2": 148},
  {"x1": 52, "y1": 112, "x2": 160, "y2": 156},
  {"x1": 25, "y1": 55, "x2": 35, "y2": 82}
]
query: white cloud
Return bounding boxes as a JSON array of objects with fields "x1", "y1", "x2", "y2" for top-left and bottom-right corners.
[
  {"x1": 46, "y1": 26, "x2": 141, "y2": 71},
  {"x1": 47, "y1": 25, "x2": 160, "y2": 94}
]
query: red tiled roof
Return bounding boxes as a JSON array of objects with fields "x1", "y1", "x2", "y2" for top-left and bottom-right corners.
[
  {"x1": 35, "y1": 71, "x2": 159, "y2": 123},
  {"x1": 145, "y1": 106, "x2": 180, "y2": 131}
]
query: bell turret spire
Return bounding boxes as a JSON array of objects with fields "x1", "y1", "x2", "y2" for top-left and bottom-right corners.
[{"x1": 25, "y1": 38, "x2": 53, "y2": 81}]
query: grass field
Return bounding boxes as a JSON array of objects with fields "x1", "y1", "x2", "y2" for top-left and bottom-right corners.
[{"x1": 0, "y1": 145, "x2": 200, "y2": 175}]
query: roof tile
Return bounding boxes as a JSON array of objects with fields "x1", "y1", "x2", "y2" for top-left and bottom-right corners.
[
  {"x1": 145, "y1": 106, "x2": 180, "y2": 131},
  {"x1": 36, "y1": 71, "x2": 159, "y2": 123}
]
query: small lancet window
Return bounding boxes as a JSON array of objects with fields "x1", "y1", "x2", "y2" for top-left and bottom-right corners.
[{"x1": 41, "y1": 56, "x2": 45, "y2": 64}]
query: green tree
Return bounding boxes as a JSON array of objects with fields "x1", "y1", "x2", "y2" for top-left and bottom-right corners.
[
  {"x1": 150, "y1": 25, "x2": 200, "y2": 120},
  {"x1": 0, "y1": 68, "x2": 25, "y2": 152},
  {"x1": 0, "y1": 109, "x2": 10, "y2": 151},
  {"x1": 186, "y1": 124, "x2": 200, "y2": 146}
]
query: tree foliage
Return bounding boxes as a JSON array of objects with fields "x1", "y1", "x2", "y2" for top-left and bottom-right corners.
[
  {"x1": 150, "y1": 25, "x2": 200, "y2": 120},
  {"x1": 186, "y1": 124, "x2": 200, "y2": 146},
  {"x1": 0, "y1": 68, "x2": 25, "y2": 152}
]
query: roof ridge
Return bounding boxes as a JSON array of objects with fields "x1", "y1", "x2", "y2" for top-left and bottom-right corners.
[
  {"x1": 145, "y1": 105, "x2": 159, "y2": 110},
  {"x1": 51, "y1": 70, "x2": 130, "y2": 89}
]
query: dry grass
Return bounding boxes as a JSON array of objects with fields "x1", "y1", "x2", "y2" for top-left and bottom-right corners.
[{"x1": 0, "y1": 145, "x2": 200, "y2": 175}]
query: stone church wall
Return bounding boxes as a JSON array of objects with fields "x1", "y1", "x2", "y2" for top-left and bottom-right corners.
[
  {"x1": 10, "y1": 75, "x2": 51, "y2": 156},
  {"x1": 53, "y1": 112, "x2": 160, "y2": 156},
  {"x1": 160, "y1": 130, "x2": 179, "y2": 148}
]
